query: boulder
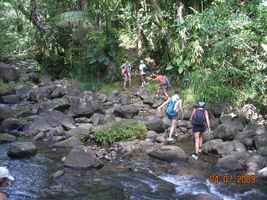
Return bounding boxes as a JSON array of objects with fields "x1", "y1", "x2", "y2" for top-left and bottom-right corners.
[
  {"x1": 0, "y1": 118, "x2": 24, "y2": 134},
  {"x1": 0, "y1": 104, "x2": 14, "y2": 122},
  {"x1": 52, "y1": 136, "x2": 82, "y2": 148},
  {"x1": 254, "y1": 126, "x2": 267, "y2": 149},
  {"x1": 257, "y1": 167, "x2": 267, "y2": 178},
  {"x1": 38, "y1": 97, "x2": 70, "y2": 113},
  {"x1": 258, "y1": 147, "x2": 267, "y2": 156},
  {"x1": 1, "y1": 94, "x2": 21, "y2": 104},
  {"x1": 15, "y1": 85, "x2": 32, "y2": 99},
  {"x1": 64, "y1": 146, "x2": 102, "y2": 170},
  {"x1": 203, "y1": 139, "x2": 246, "y2": 156},
  {"x1": 144, "y1": 116, "x2": 165, "y2": 133},
  {"x1": 0, "y1": 63, "x2": 19, "y2": 82},
  {"x1": 216, "y1": 152, "x2": 249, "y2": 171},
  {"x1": 213, "y1": 117, "x2": 245, "y2": 140},
  {"x1": 28, "y1": 85, "x2": 56, "y2": 102},
  {"x1": 113, "y1": 105, "x2": 139, "y2": 119},
  {"x1": 246, "y1": 154, "x2": 266, "y2": 174},
  {"x1": 145, "y1": 131, "x2": 158, "y2": 142},
  {"x1": 26, "y1": 111, "x2": 75, "y2": 135},
  {"x1": 7, "y1": 142, "x2": 37, "y2": 158},
  {"x1": 0, "y1": 133, "x2": 16, "y2": 144},
  {"x1": 0, "y1": 83, "x2": 15, "y2": 97},
  {"x1": 66, "y1": 127, "x2": 91, "y2": 140},
  {"x1": 142, "y1": 96, "x2": 154, "y2": 106},
  {"x1": 90, "y1": 113, "x2": 105, "y2": 126},
  {"x1": 50, "y1": 86, "x2": 66, "y2": 99},
  {"x1": 148, "y1": 145, "x2": 187, "y2": 162},
  {"x1": 119, "y1": 95, "x2": 131, "y2": 105}
]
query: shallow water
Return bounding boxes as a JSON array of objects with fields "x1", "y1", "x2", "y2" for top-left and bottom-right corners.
[{"x1": 1, "y1": 142, "x2": 267, "y2": 200}]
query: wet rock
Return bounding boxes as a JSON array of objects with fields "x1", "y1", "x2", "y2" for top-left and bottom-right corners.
[
  {"x1": 148, "y1": 145, "x2": 187, "y2": 162},
  {"x1": 7, "y1": 142, "x2": 37, "y2": 158},
  {"x1": 52, "y1": 136, "x2": 82, "y2": 148},
  {"x1": 64, "y1": 146, "x2": 103, "y2": 170},
  {"x1": 216, "y1": 152, "x2": 249, "y2": 171},
  {"x1": 51, "y1": 170, "x2": 64, "y2": 179},
  {"x1": 257, "y1": 167, "x2": 267, "y2": 178},
  {"x1": 0, "y1": 133, "x2": 16, "y2": 144},
  {"x1": 113, "y1": 105, "x2": 139, "y2": 119},
  {"x1": 0, "y1": 63, "x2": 19, "y2": 82},
  {"x1": 144, "y1": 115, "x2": 165, "y2": 133},
  {"x1": 1, "y1": 94, "x2": 21, "y2": 104}
]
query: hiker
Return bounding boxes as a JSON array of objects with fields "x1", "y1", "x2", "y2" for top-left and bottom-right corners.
[
  {"x1": 0, "y1": 167, "x2": 14, "y2": 200},
  {"x1": 139, "y1": 60, "x2": 147, "y2": 87},
  {"x1": 121, "y1": 61, "x2": 132, "y2": 89},
  {"x1": 152, "y1": 74, "x2": 171, "y2": 99},
  {"x1": 157, "y1": 92, "x2": 182, "y2": 141},
  {"x1": 190, "y1": 102, "x2": 210, "y2": 160}
]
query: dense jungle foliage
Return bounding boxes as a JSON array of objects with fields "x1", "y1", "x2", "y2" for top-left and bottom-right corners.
[{"x1": 0, "y1": 0, "x2": 266, "y2": 108}]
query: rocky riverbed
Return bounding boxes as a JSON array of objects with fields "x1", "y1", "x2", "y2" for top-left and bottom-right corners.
[{"x1": 0, "y1": 60, "x2": 267, "y2": 200}]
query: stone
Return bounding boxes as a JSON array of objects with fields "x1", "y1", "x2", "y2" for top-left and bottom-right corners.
[
  {"x1": 0, "y1": 118, "x2": 24, "y2": 133},
  {"x1": 257, "y1": 167, "x2": 267, "y2": 178},
  {"x1": 51, "y1": 170, "x2": 64, "y2": 179},
  {"x1": 7, "y1": 142, "x2": 37, "y2": 158},
  {"x1": 0, "y1": 63, "x2": 19, "y2": 82},
  {"x1": 148, "y1": 145, "x2": 187, "y2": 162},
  {"x1": 0, "y1": 104, "x2": 14, "y2": 122},
  {"x1": 0, "y1": 133, "x2": 16, "y2": 144},
  {"x1": 52, "y1": 136, "x2": 82, "y2": 148},
  {"x1": 28, "y1": 85, "x2": 56, "y2": 102},
  {"x1": 113, "y1": 105, "x2": 139, "y2": 119},
  {"x1": 144, "y1": 116, "x2": 165, "y2": 133},
  {"x1": 64, "y1": 146, "x2": 102, "y2": 170},
  {"x1": 246, "y1": 154, "x2": 266, "y2": 174},
  {"x1": 216, "y1": 152, "x2": 249, "y2": 171},
  {"x1": 1, "y1": 94, "x2": 21, "y2": 104},
  {"x1": 90, "y1": 113, "x2": 105, "y2": 126}
]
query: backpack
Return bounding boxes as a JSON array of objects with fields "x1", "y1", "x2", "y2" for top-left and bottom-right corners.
[
  {"x1": 192, "y1": 109, "x2": 206, "y2": 126},
  {"x1": 166, "y1": 100, "x2": 177, "y2": 117}
]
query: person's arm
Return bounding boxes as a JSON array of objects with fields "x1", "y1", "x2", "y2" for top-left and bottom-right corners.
[
  {"x1": 0, "y1": 192, "x2": 7, "y2": 200},
  {"x1": 190, "y1": 108, "x2": 196, "y2": 121},
  {"x1": 205, "y1": 110, "x2": 211, "y2": 131},
  {"x1": 158, "y1": 98, "x2": 170, "y2": 111}
]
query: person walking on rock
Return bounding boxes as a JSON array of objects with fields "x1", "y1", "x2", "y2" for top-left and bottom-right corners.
[
  {"x1": 190, "y1": 102, "x2": 210, "y2": 160},
  {"x1": 152, "y1": 74, "x2": 171, "y2": 99},
  {"x1": 121, "y1": 61, "x2": 132, "y2": 89},
  {"x1": 158, "y1": 92, "x2": 182, "y2": 141},
  {"x1": 0, "y1": 167, "x2": 14, "y2": 200},
  {"x1": 139, "y1": 60, "x2": 147, "y2": 87}
]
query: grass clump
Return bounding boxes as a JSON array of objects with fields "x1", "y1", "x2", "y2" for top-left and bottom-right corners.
[{"x1": 95, "y1": 119, "x2": 147, "y2": 145}]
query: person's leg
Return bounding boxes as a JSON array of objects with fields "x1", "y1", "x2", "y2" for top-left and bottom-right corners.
[
  {"x1": 194, "y1": 132, "x2": 200, "y2": 154},
  {"x1": 128, "y1": 74, "x2": 132, "y2": 87},
  {"x1": 168, "y1": 118, "x2": 177, "y2": 139},
  {"x1": 123, "y1": 77, "x2": 127, "y2": 89},
  {"x1": 199, "y1": 132, "x2": 203, "y2": 153}
]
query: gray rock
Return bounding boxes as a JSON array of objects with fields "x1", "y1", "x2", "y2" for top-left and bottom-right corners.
[
  {"x1": 53, "y1": 136, "x2": 82, "y2": 148},
  {"x1": 0, "y1": 118, "x2": 24, "y2": 133},
  {"x1": 51, "y1": 170, "x2": 64, "y2": 179},
  {"x1": 143, "y1": 96, "x2": 154, "y2": 106},
  {"x1": 28, "y1": 85, "x2": 56, "y2": 102},
  {"x1": 144, "y1": 116, "x2": 165, "y2": 133},
  {"x1": 148, "y1": 145, "x2": 187, "y2": 162},
  {"x1": 246, "y1": 154, "x2": 266, "y2": 174},
  {"x1": 1, "y1": 94, "x2": 21, "y2": 104},
  {"x1": 66, "y1": 127, "x2": 91, "y2": 140},
  {"x1": 145, "y1": 131, "x2": 158, "y2": 142},
  {"x1": 64, "y1": 146, "x2": 102, "y2": 170},
  {"x1": 0, "y1": 104, "x2": 14, "y2": 121},
  {"x1": 7, "y1": 142, "x2": 37, "y2": 158},
  {"x1": 38, "y1": 97, "x2": 70, "y2": 113},
  {"x1": 0, "y1": 133, "x2": 16, "y2": 144},
  {"x1": 90, "y1": 113, "x2": 105, "y2": 126},
  {"x1": 119, "y1": 95, "x2": 131, "y2": 105},
  {"x1": 0, "y1": 63, "x2": 19, "y2": 82},
  {"x1": 257, "y1": 167, "x2": 267, "y2": 178},
  {"x1": 258, "y1": 147, "x2": 267, "y2": 156},
  {"x1": 50, "y1": 86, "x2": 66, "y2": 99},
  {"x1": 216, "y1": 152, "x2": 249, "y2": 171},
  {"x1": 113, "y1": 105, "x2": 139, "y2": 119}
]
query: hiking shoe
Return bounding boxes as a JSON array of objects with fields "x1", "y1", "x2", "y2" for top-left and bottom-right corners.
[{"x1": 191, "y1": 153, "x2": 199, "y2": 160}]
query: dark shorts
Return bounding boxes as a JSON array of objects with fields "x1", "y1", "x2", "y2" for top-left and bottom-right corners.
[
  {"x1": 167, "y1": 114, "x2": 177, "y2": 120},
  {"x1": 192, "y1": 125, "x2": 206, "y2": 133}
]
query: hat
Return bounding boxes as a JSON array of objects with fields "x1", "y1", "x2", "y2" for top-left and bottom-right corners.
[
  {"x1": 197, "y1": 101, "x2": 206, "y2": 107},
  {"x1": 140, "y1": 60, "x2": 144, "y2": 64},
  {"x1": 0, "y1": 167, "x2": 14, "y2": 181}
]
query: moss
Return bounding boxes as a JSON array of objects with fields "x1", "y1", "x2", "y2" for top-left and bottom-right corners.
[
  {"x1": 0, "y1": 80, "x2": 14, "y2": 95},
  {"x1": 95, "y1": 119, "x2": 147, "y2": 145}
]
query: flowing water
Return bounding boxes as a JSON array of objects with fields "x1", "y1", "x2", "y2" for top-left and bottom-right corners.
[{"x1": 1, "y1": 141, "x2": 267, "y2": 200}]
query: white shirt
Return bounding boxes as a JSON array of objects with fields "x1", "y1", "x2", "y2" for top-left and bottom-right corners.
[{"x1": 139, "y1": 63, "x2": 146, "y2": 75}]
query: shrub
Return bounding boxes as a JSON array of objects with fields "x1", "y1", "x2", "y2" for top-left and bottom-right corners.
[{"x1": 95, "y1": 120, "x2": 147, "y2": 145}]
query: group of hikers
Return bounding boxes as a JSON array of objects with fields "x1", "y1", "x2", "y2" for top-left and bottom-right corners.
[{"x1": 121, "y1": 60, "x2": 211, "y2": 161}]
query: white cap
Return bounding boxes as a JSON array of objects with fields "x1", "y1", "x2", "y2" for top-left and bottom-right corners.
[
  {"x1": 0, "y1": 167, "x2": 15, "y2": 181},
  {"x1": 198, "y1": 101, "x2": 206, "y2": 107},
  {"x1": 140, "y1": 60, "x2": 144, "y2": 63},
  {"x1": 172, "y1": 94, "x2": 180, "y2": 102}
]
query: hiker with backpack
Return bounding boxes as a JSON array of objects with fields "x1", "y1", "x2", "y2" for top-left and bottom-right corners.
[
  {"x1": 152, "y1": 74, "x2": 171, "y2": 99},
  {"x1": 157, "y1": 91, "x2": 182, "y2": 141},
  {"x1": 121, "y1": 61, "x2": 132, "y2": 89},
  {"x1": 190, "y1": 102, "x2": 210, "y2": 160},
  {"x1": 139, "y1": 60, "x2": 147, "y2": 87}
]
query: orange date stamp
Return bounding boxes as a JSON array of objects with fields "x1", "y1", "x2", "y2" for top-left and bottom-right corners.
[{"x1": 208, "y1": 175, "x2": 256, "y2": 184}]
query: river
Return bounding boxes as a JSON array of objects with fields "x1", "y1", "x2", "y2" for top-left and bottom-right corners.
[{"x1": 1, "y1": 141, "x2": 267, "y2": 200}]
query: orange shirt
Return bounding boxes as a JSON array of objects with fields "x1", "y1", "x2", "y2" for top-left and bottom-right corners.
[{"x1": 154, "y1": 75, "x2": 166, "y2": 84}]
